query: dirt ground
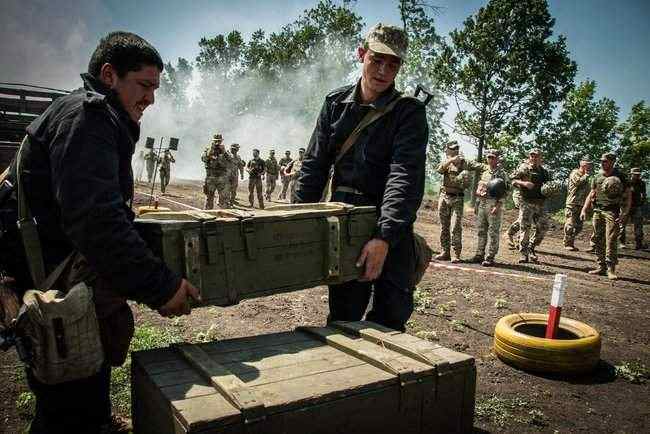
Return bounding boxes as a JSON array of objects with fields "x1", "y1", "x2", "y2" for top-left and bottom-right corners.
[{"x1": 1, "y1": 179, "x2": 648, "y2": 433}]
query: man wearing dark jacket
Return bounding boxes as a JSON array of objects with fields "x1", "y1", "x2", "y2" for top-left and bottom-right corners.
[
  {"x1": 0, "y1": 32, "x2": 200, "y2": 433},
  {"x1": 294, "y1": 23, "x2": 428, "y2": 331}
]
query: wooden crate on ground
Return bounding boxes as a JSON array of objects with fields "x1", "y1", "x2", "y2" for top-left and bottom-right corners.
[
  {"x1": 134, "y1": 203, "x2": 377, "y2": 306},
  {"x1": 132, "y1": 321, "x2": 476, "y2": 434}
]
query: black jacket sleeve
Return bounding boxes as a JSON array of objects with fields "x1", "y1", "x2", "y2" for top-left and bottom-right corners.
[
  {"x1": 376, "y1": 100, "x2": 428, "y2": 246},
  {"x1": 294, "y1": 99, "x2": 333, "y2": 203},
  {"x1": 48, "y1": 107, "x2": 180, "y2": 309}
]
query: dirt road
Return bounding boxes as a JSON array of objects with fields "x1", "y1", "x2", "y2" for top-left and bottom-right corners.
[{"x1": 2, "y1": 179, "x2": 648, "y2": 433}]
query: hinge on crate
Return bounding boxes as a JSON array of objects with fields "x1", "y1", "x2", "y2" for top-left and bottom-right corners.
[
  {"x1": 182, "y1": 230, "x2": 202, "y2": 289},
  {"x1": 240, "y1": 218, "x2": 257, "y2": 260},
  {"x1": 326, "y1": 216, "x2": 341, "y2": 279}
]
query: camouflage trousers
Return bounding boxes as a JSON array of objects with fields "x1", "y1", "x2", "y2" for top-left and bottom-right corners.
[
  {"x1": 593, "y1": 208, "x2": 620, "y2": 266},
  {"x1": 438, "y1": 193, "x2": 464, "y2": 255},
  {"x1": 474, "y1": 198, "x2": 503, "y2": 261},
  {"x1": 249, "y1": 177, "x2": 264, "y2": 209},
  {"x1": 204, "y1": 175, "x2": 230, "y2": 209},
  {"x1": 278, "y1": 176, "x2": 290, "y2": 200},
  {"x1": 619, "y1": 206, "x2": 644, "y2": 246},
  {"x1": 519, "y1": 201, "x2": 549, "y2": 254},
  {"x1": 265, "y1": 174, "x2": 278, "y2": 201},
  {"x1": 563, "y1": 205, "x2": 584, "y2": 247},
  {"x1": 159, "y1": 170, "x2": 170, "y2": 194},
  {"x1": 228, "y1": 173, "x2": 239, "y2": 205}
]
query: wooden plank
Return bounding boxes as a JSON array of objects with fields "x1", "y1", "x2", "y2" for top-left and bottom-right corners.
[
  {"x1": 174, "y1": 344, "x2": 266, "y2": 424},
  {"x1": 0, "y1": 98, "x2": 51, "y2": 115},
  {"x1": 132, "y1": 359, "x2": 183, "y2": 434},
  {"x1": 0, "y1": 86, "x2": 68, "y2": 100},
  {"x1": 173, "y1": 393, "x2": 242, "y2": 432},
  {"x1": 201, "y1": 331, "x2": 312, "y2": 355}
]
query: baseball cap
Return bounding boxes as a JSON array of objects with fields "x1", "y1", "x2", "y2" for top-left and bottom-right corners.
[
  {"x1": 600, "y1": 152, "x2": 616, "y2": 162},
  {"x1": 365, "y1": 23, "x2": 408, "y2": 60}
]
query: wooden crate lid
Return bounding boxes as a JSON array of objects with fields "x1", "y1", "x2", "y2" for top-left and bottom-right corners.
[{"x1": 133, "y1": 322, "x2": 473, "y2": 432}]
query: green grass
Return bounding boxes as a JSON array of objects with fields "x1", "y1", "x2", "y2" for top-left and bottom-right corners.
[
  {"x1": 111, "y1": 325, "x2": 181, "y2": 416},
  {"x1": 476, "y1": 395, "x2": 547, "y2": 427},
  {"x1": 615, "y1": 360, "x2": 649, "y2": 384}
]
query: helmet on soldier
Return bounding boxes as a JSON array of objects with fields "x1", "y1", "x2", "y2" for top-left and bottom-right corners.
[{"x1": 486, "y1": 178, "x2": 507, "y2": 199}]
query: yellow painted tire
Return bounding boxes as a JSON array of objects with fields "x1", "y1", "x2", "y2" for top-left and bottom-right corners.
[
  {"x1": 137, "y1": 206, "x2": 171, "y2": 216},
  {"x1": 494, "y1": 313, "x2": 601, "y2": 374}
]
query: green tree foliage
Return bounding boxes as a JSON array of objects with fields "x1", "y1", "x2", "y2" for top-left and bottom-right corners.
[
  {"x1": 521, "y1": 80, "x2": 618, "y2": 180},
  {"x1": 160, "y1": 57, "x2": 193, "y2": 111},
  {"x1": 396, "y1": 0, "x2": 448, "y2": 176},
  {"x1": 616, "y1": 101, "x2": 650, "y2": 175},
  {"x1": 433, "y1": 0, "x2": 576, "y2": 161}
]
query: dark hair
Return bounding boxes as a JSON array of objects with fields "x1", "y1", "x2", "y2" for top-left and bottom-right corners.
[{"x1": 88, "y1": 31, "x2": 164, "y2": 78}]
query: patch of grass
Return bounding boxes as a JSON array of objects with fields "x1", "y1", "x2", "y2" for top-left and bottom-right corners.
[
  {"x1": 413, "y1": 287, "x2": 433, "y2": 313},
  {"x1": 494, "y1": 298, "x2": 509, "y2": 310},
  {"x1": 450, "y1": 319, "x2": 465, "y2": 333},
  {"x1": 193, "y1": 324, "x2": 220, "y2": 343},
  {"x1": 436, "y1": 300, "x2": 456, "y2": 316},
  {"x1": 476, "y1": 395, "x2": 546, "y2": 427},
  {"x1": 111, "y1": 325, "x2": 181, "y2": 416},
  {"x1": 415, "y1": 330, "x2": 439, "y2": 341},
  {"x1": 615, "y1": 360, "x2": 649, "y2": 384},
  {"x1": 16, "y1": 391, "x2": 35, "y2": 419}
]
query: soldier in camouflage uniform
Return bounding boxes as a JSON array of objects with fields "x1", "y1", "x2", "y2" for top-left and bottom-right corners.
[
  {"x1": 202, "y1": 134, "x2": 232, "y2": 209},
  {"x1": 619, "y1": 167, "x2": 646, "y2": 249},
  {"x1": 278, "y1": 150, "x2": 293, "y2": 200},
  {"x1": 287, "y1": 148, "x2": 305, "y2": 203},
  {"x1": 143, "y1": 147, "x2": 157, "y2": 183},
  {"x1": 247, "y1": 148, "x2": 266, "y2": 209},
  {"x1": 158, "y1": 149, "x2": 175, "y2": 194},
  {"x1": 471, "y1": 150, "x2": 510, "y2": 266},
  {"x1": 563, "y1": 156, "x2": 593, "y2": 250},
  {"x1": 511, "y1": 149, "x2": 550, "y2": 263},
  {"x1": 435, "y1": 141, "x2": 483, "y2": 262},
  {"x1": 229, "y1": 143, "x2": 245, "y2": 206},
  {"x1": 265, "y1": 149, "x2": 280, "y2": 201},
  {"x1": 507, "y1": 187, "x2": 522, "y2": 250},
  {"x1": 581, "y1": 153, "x2": 631, "y2": 279}
]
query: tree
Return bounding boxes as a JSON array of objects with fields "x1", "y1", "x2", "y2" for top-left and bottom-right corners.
[
  {"x1": 160, "y1": 57, "x2": 193, "y2": 111},
  {"x1": 523, "y1": 80, "x2": 618, "y2": 180},
  {"x1": 396, "y1": 0, "x2": 448, "y2": 177},
  {"x1": 616, "y1": 101, "x2": 650, "y2": 175},
  {"x1": 433, "y1": 0, "x2": 576, "y2": 165}
]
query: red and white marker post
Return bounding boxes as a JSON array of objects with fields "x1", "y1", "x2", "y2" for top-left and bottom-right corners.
[{"x1": 545, "y1": 274, "x2": 567, "y2": 339}]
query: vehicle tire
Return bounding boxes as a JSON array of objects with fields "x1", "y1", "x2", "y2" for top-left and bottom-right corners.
[{"x1": 494, "y1": 313, "x2": 601, "y2": 374}]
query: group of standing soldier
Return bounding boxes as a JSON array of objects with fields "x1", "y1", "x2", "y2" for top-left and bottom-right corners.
[
  {"x1": 139, "y1": 146, "x2": 176, "y2": 193},
  {"x1": 435, "y1": 143, "x2": 646, "y2": 280},
  {"x1": 201, "y1": 132, "x2": 305, "y2": 209}
]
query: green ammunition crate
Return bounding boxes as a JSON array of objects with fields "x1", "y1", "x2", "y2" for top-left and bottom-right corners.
[
  {"x1": 134, "y1": 203, "x2": 377, "y2": 306},
  {"x1": 131, "y1": 321, "x2": 476, "y2": 434}
]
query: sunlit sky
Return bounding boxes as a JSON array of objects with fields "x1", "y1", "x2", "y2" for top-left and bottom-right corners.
[{"x1": 2, "y1": 0, "x2": 648, "y2": 154}]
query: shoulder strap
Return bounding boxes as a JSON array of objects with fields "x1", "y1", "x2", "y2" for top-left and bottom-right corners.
[
  {"x1": 15, "y1": 136, "x2": 47, "y2": 288},
  {"x1": 333, "y1": 95, "x2": 406, "y2": 167}
]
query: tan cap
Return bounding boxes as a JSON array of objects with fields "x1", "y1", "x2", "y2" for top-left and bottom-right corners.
[
  {"x1": 529, "y1": 148, "x2": 541, "y2": 155},
  {"x1": 230, "y1": 143, "x2": 239, "y2": 149},
  {"x1": 486, "y1": 149, "x2": 498, "y2": 158},
  {"x1": 212, "y1": 134, "x2": 223, "y2": 142},
  {"x1": 446, "y1": 140, "x2": 459, "y2": 151},
  {"x1": 299, "y1": 147, "x2": 306, "y2": 152},
  {"x1": 365, "y1": 23, "x2": 408, "y2": 60},
  {"x1": 631, "y1": 167, "x2": 641, "y2": 174},
  {"x1": 580, "y1": 155, "x2": 592, "y2": 163},
  {"x1": 600, "y1": 152, "x2": 616, "y2": 162}
]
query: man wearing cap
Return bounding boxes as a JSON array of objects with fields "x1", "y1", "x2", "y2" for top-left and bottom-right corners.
[
  {"x1": 247, "y1": 148, "x2": 266, "y2": 209},
  {"x1": 293, "y1": 24, "x2": 428, "y2": 332},
  {"x1": 581, "y1": 153, "x2": 631, "y2": 279},
  {"x1": 278, "y1": 150, "x2": 293, "y2": 200},
  {"x1": 510, "y1": 149, "x2": 551, "y2": 263},
  {"x1": 202, "y1": 133, "x2": 232, "y2": 209},
  {"x1": 436, "y1": 141, "x2": 483, "y2": 262},
  {"x1": 563, "y1": 156, "x2": 593, "y2": 250},
  {"x1": 265, "y1": 149, "x2": 280, "y2": 201},
  {"x1": 287, "y1": 147, "x2": 305, "y2": 202},
  {"x1": 619, "y1": 167, "x2": 646, "y2": 250},
  {"x1": 229, "y1": 143, "x2": 245, "y2": 206},
  {"x1": 471, "y1": 150, "x2": 510, "y2": 266}
]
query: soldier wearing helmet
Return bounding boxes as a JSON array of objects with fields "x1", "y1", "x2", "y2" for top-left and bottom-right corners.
[
  {"x1": 580, "y1": 152, "x2": 631, "y2": 279},
  {"x1": 435, "y1": 140, "x2": 484, "y2": 263},
  {"x1": 470, "y1": 149, "x2": 510, "y2": 266},
  {"x1": 618, "y1": 167, "x2": 646, "y2": 250},
  {"x1": 229, "y1": 143, "x2": 245, "y2": 206},
  {"x1": 510, "y1": 148, "x2": 551, "y2": 263},
  {"x1": 202, "y1": 133, "x2": 233, "y2": 209},
  {"x1": 563, "y1": 156, "x2": 593, "y2": 251}
]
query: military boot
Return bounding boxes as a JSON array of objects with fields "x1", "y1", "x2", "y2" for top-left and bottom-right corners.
[
  {"x1": 564, "y1": 243, "x2": 578, "y2": 252},
  {"x1": 585, "y1": 245, "x2": 596, "y2": 254},
  {"x1": 469, "y1": 254, "x2": 484, "y2": 264},
  {"x1": 529, "y1": 245, "x2": 538, "y2": 262},
  {"x1": 435, "y1": 251, "x2": 451, "y2": 261},
  {"x1": 588, "y1": 265, "x2": 606, "y2": 276},
  {"x1": 518, "y1": 253, "x2": 529, "y2": 264},
  {"x1": 606, "y1": 265, "x2": 618, "y2": 280},
  {"x1": 451, "y1": 252, "x2": 462, "y2": 263}
]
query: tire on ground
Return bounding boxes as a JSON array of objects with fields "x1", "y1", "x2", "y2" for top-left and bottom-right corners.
[{"x1": 493, "y1": 313, "x2": 601, "y2": 374}]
